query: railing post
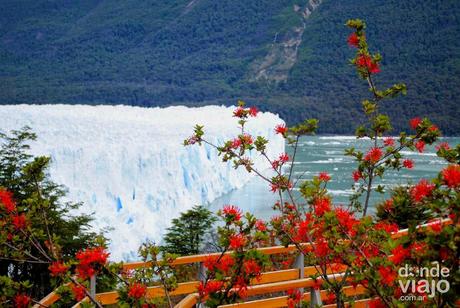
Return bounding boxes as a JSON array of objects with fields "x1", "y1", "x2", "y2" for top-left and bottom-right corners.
[
  {"x1": 310, "y1": 287, "x2": 322, "y2": 307},
  {"x1": 197, "y1": 262, "x2": 206, "y2": 308},
  {"x1": 294, "y1": 252, "x2": 304, "y2": 291},
  {"x1": 90, "y1": 275, "x2": 96, "y2": 299}
]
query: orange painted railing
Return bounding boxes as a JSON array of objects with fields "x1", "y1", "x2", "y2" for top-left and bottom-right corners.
[{"x1": 34, "y1": 218, "x2": 452, "y2": 308}]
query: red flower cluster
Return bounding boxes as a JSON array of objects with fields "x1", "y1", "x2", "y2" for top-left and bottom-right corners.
[
  {"x1": 198, "y1": 280, "x2": 224, "y2": 297},
  {"x1": 222, "y1": 205, "x2": 242, "y2": 221},
  {"x1": 389, "y1": 245, "x2": 410, "y2": 265},
  {"x1": 75, "y1": 247, "x2": 109, "y2": 279},
  {"x1": 352, "y1": 170, "x2": 363, "y2": 182},
  {"x1": 13, "y1": 294, "x2": 31, "y2": 308},
  {"x1": 255, "y1": 219, "x2": 267, "y2": 231},
  {"x1": 71, "y1": 284, "x2": 87, "y2": 301},
  {"x1": 275, "y1": 124, "x2": 288, "y2": 135},
  {"x1": 204, "y1": 254, "x2": 234, "y2": 273},
  {"x1": 0, "y1": 188, "x2": 16, "y2": 213},
  {"x1": 286, "y1": 289, "x2": 302, "y2": 308},
  {"x1": 436, "y1": 142, "x2": 450, "y2": 151},
  {"x1": 128, "y1": 283, "x2": 147, "y2": 300},
  {"x1": 383, "y1": 137, "x2": 395, "y2": 147},
  {"x1": 11, "y1": 213, "x2": 28, "y2": 230},
  {"x1": 442, "y1": 164, "x2": 460, "y2": 188},
  {"x1": 335, "y1": 207, "x2": 359, "y2": 235},
  {"x1": 409, "y1": 117, "x2": 422, "y2": 130},
  {"x1": 410, "y1": 179, "x2": 435, "y2": 202},
  {"x1": 378, "y1": 266, "x2": 396, "y2": 286},
  {"x1": 233, "y1": 106, "x2": 258, "y2": 118},
  {"x1": 318, "y1": 172, "x2": 331, "y2": 182},
  {"x1": 403, "y1": 159, "x2": 414, "y2": 169},
  {"x1": 364, "y1": 147, "x2": 383, "y2": 163},
  {"x1": 427, "y1": 219, "x2": 442, "y2": 234},
  {"x1": 313, "y1": 197, "x2": 331, "y2": 216},
  {"x1": 229, "y1": 234, "x2": 246, "y2": 249},
  {"x1": 347, "y1": 32, "x2": 359, "y2": 47},
  {"x1": 374, "y1": 221, "x2": 398, "y2": 234},
  {"x1": 356, "y1": 54, "x2": 380, "y2": 74},
  {"x1": 49, "y1": 261, "x2": 69, "y2": 277},
  {"x1": 243, "y1": 259, "x2": 261, "y2": 278},
  {"x1": 415, "y1": 140, "x2": 425, "y2": 153}
]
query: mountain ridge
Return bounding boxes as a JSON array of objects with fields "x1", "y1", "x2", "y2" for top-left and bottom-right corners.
[{"x1": 1, "y1": 0, "x2": 459, "y2": 135}]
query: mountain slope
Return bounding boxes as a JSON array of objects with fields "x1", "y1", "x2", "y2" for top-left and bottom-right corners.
[{"x1": 1, "y1": 0, "x2": 459, "y2": 134}]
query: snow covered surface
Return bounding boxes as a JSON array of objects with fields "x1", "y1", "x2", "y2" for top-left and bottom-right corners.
[{"x1": 0, "y1": 105, "x2": 284, "y2": 260}]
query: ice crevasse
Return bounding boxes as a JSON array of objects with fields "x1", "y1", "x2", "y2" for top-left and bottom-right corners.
[{"x1": 0, "y1": 105, "x2": 285, "y2": 260}]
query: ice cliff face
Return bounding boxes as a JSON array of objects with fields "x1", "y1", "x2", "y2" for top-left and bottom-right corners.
[{"x1": 0, "y1": 105, "x2": 284, "y2": 260}]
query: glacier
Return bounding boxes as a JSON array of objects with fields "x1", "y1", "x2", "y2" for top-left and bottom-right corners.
[{"x1": 0, "y1": 105, "x2": 285, "y2": 260}]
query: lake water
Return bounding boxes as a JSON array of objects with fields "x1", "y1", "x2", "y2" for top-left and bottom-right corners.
[{"x1": 208, "y1": 136, "x2": 459, "y2": 219}]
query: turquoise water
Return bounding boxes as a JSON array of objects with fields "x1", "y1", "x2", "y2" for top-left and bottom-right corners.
[{"x1": 208, "y1": 136, "x2": 459, "y2": 219}]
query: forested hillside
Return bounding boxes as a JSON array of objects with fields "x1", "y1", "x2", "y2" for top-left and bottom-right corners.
[{"x1": 1, "y1": 0, "x2": 459, "y2": 134}]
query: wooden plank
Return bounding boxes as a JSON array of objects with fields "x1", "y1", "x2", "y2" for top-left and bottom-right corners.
[
  {"x1": 217, "y1": 285, "x2": 366, "y2": 308},
  {"x1": 175, "y1": 293, "x2": 199, "y2": 308}
]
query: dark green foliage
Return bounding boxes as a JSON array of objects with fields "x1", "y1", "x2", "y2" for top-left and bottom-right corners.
[
  {"x1": 0, "y1": 127, "x2": 100, "y2": 298},
  {"x1": 0, "y1": 0, "x2": 459, "y2": 134},
  {"x1": 375, "y1": 186, "x2": 430, "y2": 229},
  {"x1": 162, "y1": 205, "x2": 216, "y2": 256}
]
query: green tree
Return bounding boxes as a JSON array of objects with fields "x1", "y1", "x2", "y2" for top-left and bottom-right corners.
[
  {"x1": 0, "y1": 127, "x2": 100, "y2": 299},
  {"x1": 162, "y1": 205, "x2": 216, "y2": 256}
]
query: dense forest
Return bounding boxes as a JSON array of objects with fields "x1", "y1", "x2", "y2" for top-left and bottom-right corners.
[{"x1": 1, "y1": 0, "x2": 459, "y2": 134}]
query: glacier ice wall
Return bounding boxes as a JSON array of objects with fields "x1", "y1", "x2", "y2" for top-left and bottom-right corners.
[{"x1": 0, "y1": 105, "x2": 285, "y2": 260}]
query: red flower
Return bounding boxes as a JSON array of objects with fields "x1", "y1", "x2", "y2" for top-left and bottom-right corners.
[
  {"x1": 75, "y1": 247, "x2": 109, "y2": 279},
  {"x1": 389, "y1": 245, "x2": 409, "y2": 265},
  {"x1": 352, "y1": 170, "x2": 363, "y2": 182},
  {"x1": 318, "y1": 172, "x2": 331, "y2": 182},
  {"x1": 411, "y1": 179, "x2": 435, "y2": 202},
  {"x1": 427, "y1": 219, "x2": 442, "y2": 233},
  {"x1": 11, "y1": 213, "x2": 28, "y2": 230},
  {"x1": 71, "y1": 284, "x2": 87, "y2": 301},
  {"x1": 410, "y1": 242, "x2": 427, "y2": 257},
  {"x1": 255, "y1": 220, "x2": 267, "y2": 231},
  {"x1": 436, "y1": 142, "x2": 450, "y2": 151},
  {"x1": 49, "y1": 261, "x2": 69, "y2": 277},
  {"x1": 383, "y1": 137, "x2": 395, "y2": 147},
  {"x1": 243, "y1": 259, "x2": 261, "y2": 277},
  {"x1": 403, "y1": 159, "x2": 414, "y2": 169},
  {"x1": 364, "y1": 147, "x2": 383, "y2": 163},
  {"x1": 198, "y1": 280, "x2": 224, "y2": 297},
  {"x1": 128, "y1": 283, "x2": 147, "y2": 300},
  {"x1": 222, "y1": 205, "x2": 242, "y2": 221},
  {"x1": 441, "y1": 164, "x2": 460, "y2": 188},
  {"x1": 229, "y1": 234, "x2": 246, "y2": 249},
  {"x1": 384, "y1": 199, "x2": 393, "y2": 212},
  {"x1": 439, "y1": 248, "x2": 450, "y2": 261},
  {"x1": 0, "y1": 189, "x2": 16, "y2": 213},
  {"x1": 231, "y1": 138, "x2": 242, "y2": 149},
  {"x1": 279, "y1": 153, "x2": 289, "y2": 163},
  {"x1": 287, "y1": 289, "x2": 302, "y2": 308},
  {"x1": 335, "y1": 207, "x2": 359, "y2": 234},
  {"x1": 375, "y1": 221, "x2": 398, "y2": 234},
  {"x1": 249, "y1": 106, "x2": 258, "y2": 117},
  {"x1": 275, "y1": 124, "x2": 288, "y2": 135},
  {"x1": 314, "y1": 239, "x2": 330, "y2": 258},
  {"x1": 369, "y1": 298, "x2": 386, "y2": 308},
  {"x1": 429, "y1": 125, "x2": 438, "y2": 132},
  {"x1": 13, "y1": 294, "x2": 31, "y2": 308},
  {"x1": 218, "y1": 255, "x2": 235, "y2": 272},
  {"x1": 378, "y1": 266, "x2": 396, "y2": 286},
  {"x1": 347, "y1": 32, "x2": 360, "y2": 47},
  {"x1": 356, "y1": 54, "x2": 380, "y2": 73},
  {"x1": 409, "y1": 117, "x2": 422, "y2": 130},
  {"x1": 233, "y1": 107, "x2": 245, "y2": 118},
  {"x1": 313, "y1": 197, "x2": 331, "y2": 216},
  {"x1": 415, "y1": 140, "x2": 425, "y2": 153}
]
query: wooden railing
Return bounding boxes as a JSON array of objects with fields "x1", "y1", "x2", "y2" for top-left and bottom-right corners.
[{"x1": 34, "y1": 218, "x2": 452, "y2": 308}]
